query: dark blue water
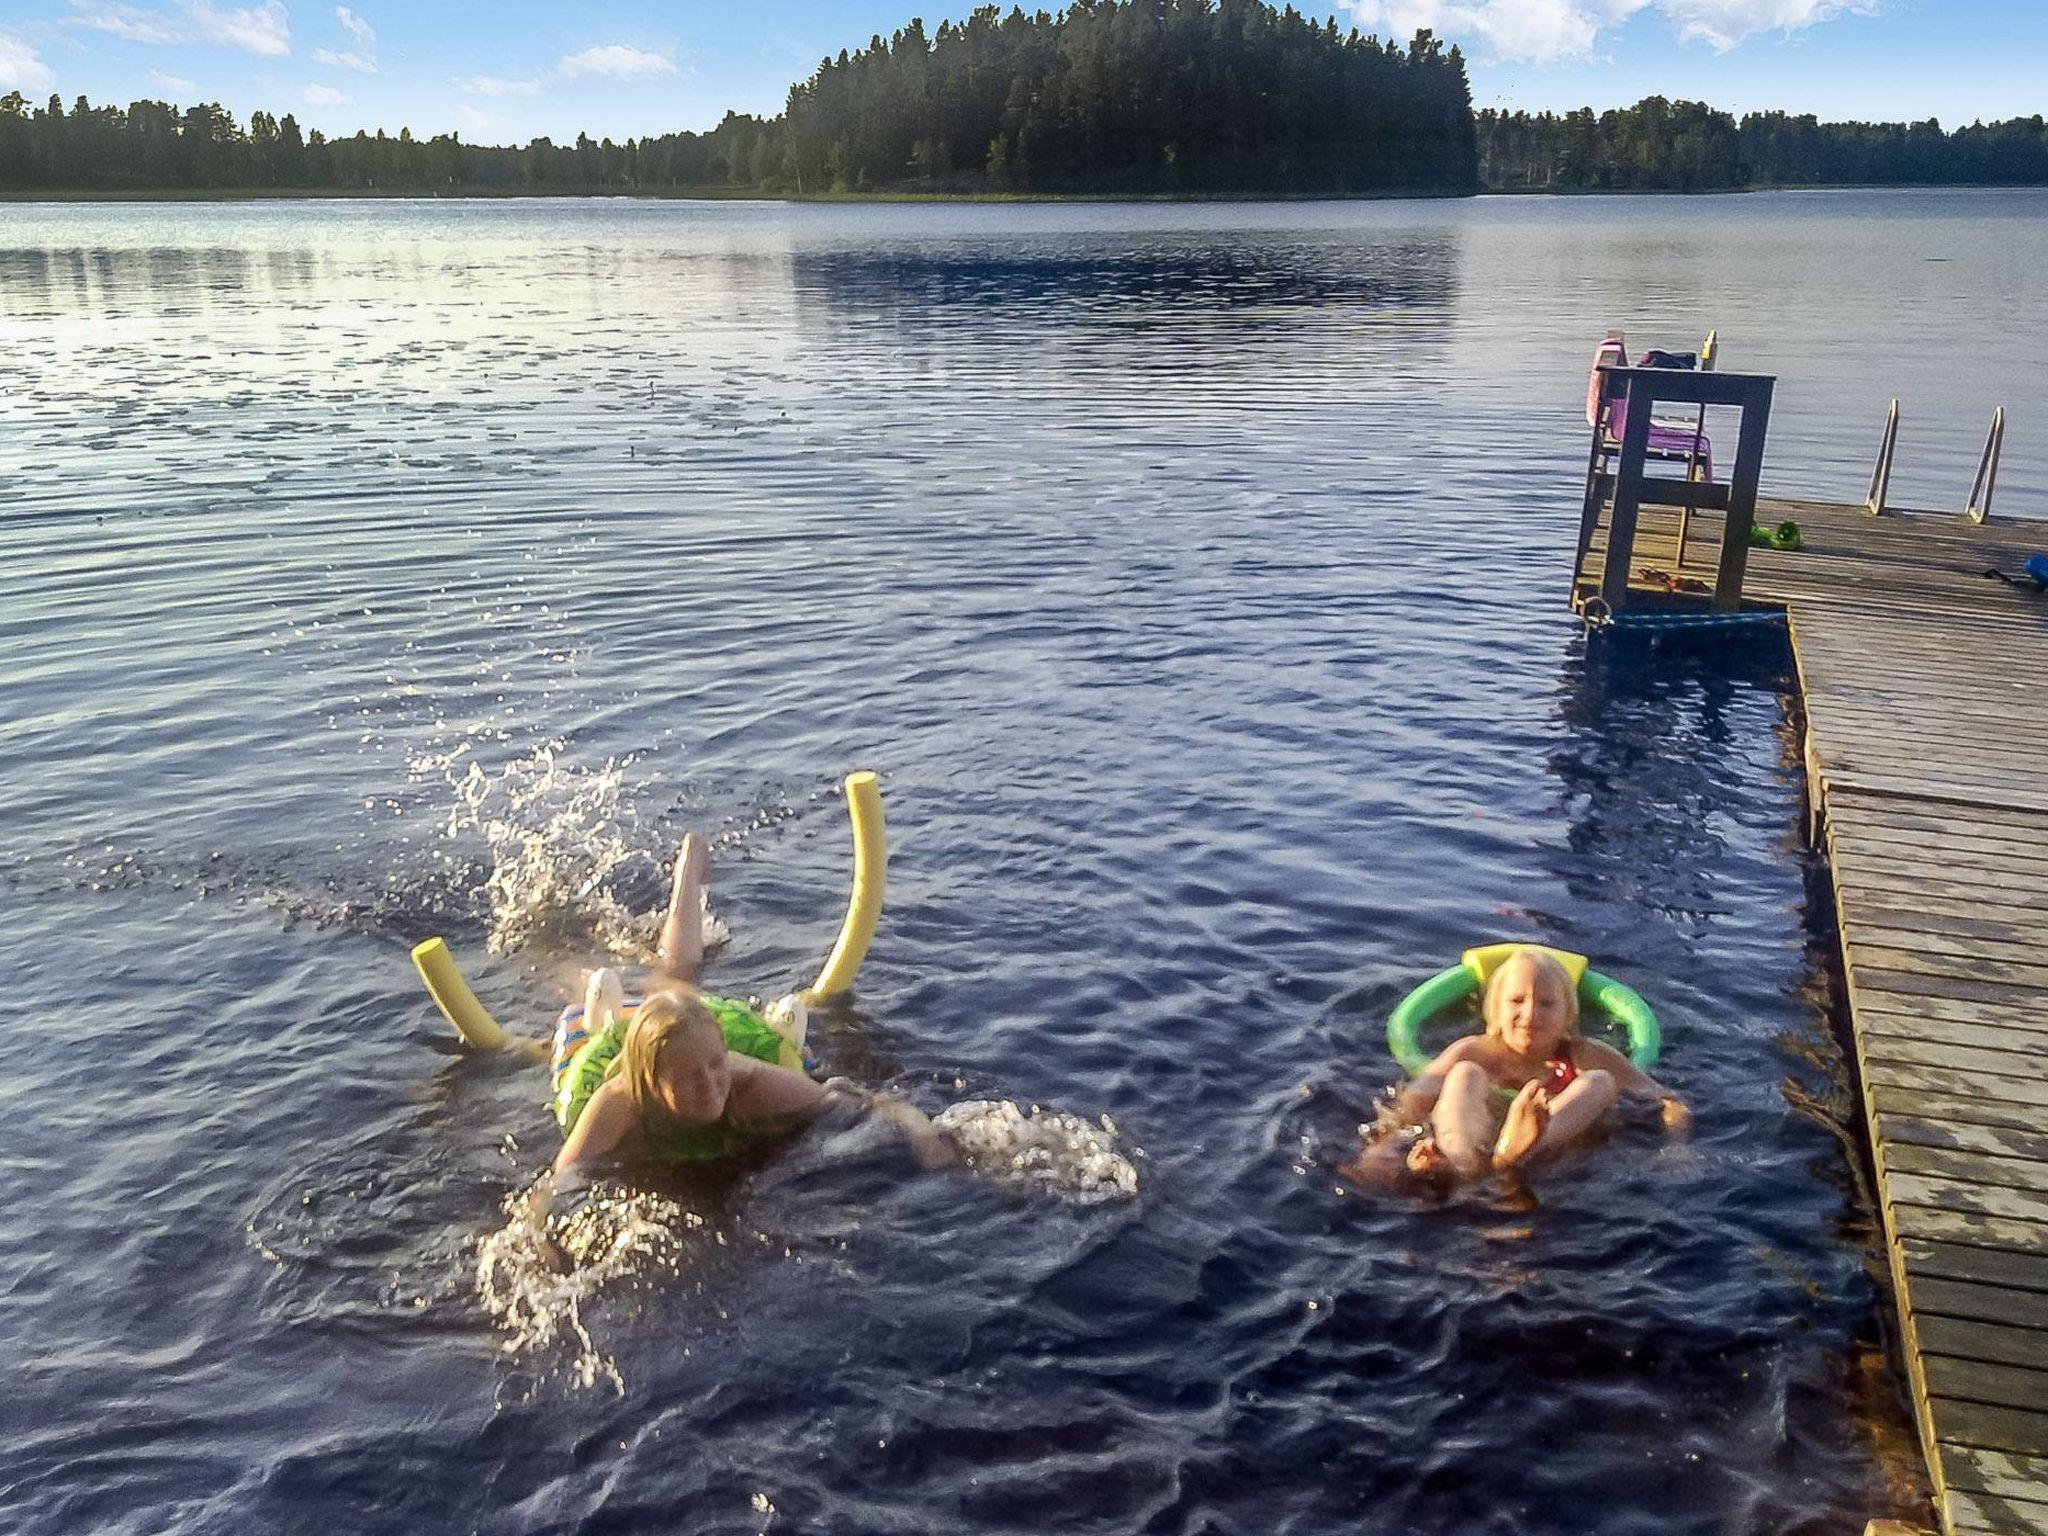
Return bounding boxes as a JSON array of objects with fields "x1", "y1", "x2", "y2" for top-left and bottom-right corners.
[{"x1": 10, "y1": 190, "x2": 2033, "y2": 1534}]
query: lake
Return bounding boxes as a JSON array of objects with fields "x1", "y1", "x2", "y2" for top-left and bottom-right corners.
[{"x1": 7, "y1": 188, "x2": 2040, "y2": 1534}]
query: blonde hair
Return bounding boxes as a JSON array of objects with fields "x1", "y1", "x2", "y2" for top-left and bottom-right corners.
[
  {"x1": 1481, "y1": 948, "x2": 1581, "y2": 1039},
  {"x1": 618, "y1": 989, "x2": 722, "y2": 1114}
]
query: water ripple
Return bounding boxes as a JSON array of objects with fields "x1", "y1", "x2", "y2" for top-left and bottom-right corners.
[{"x1": 1, "y1": 193, "x2": 2006, "y2": 1535}]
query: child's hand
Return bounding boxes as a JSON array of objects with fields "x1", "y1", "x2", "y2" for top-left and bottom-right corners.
[
  {"x1": 516, "y1": 1179, "x2": 571, "y2": 1273},
  {"x1": 1492, "y1": 1081, "x2": 1551, "y2": 1169},
  {"x1": 910, "y1": 1127, "x2": 964, "y2": 1171},
  {"x1": 870, "y1": 1097, "x2": 963, "y2": 1170},
  {"x1": 1659, "y1": 1096, "x2": 1693, "y2": 1137}
]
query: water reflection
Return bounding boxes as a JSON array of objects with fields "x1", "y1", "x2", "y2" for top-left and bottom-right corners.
[
  {"x1": 791, "y1": 231, "x2": 1461, "y2": 315},
  {"x1": 1548, "y1": 630, "x2": 1797, "y2": 929}
]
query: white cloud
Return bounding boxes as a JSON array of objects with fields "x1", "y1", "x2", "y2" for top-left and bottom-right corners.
[
  {"x1": 1338, "y1": 0, "x2": 1871, "y2": 62},
  {"x1": 335, "y1": 5, "x2": 373, "y2": 47},
  {"x1": 459, "y1": 73, "x2": 540, "y2": 97},
  {"x1": 451, "y1": 39, "x2": 678, "y2": 103},
  {"x1": 67, "y1": 1, "x2": 182, "y2": 45},
  {"x1": 186, "y1": 0, "x2": 291, "y2": 55},
  {"x1": 148, "y1": 67, "x2": 197, "y2": 92},
  {"x1": 312, "y1": 46, "x2": 375, "y2": 71},
  {"x1": 0, "y1": 31, "x2": 55, "y2": 91},
  {"x1": 64, "y1": 0, "x2": 290, "y2": 55},
  {"x1": 455, "y1": 102, "x2": 490, "y2": 132},
  {"x1": 558, "y1": 43, "x2": 677, "y2": 80},
  {"x1": 303, "y1": 82, "x2": 349, "y2": 106},
  {"x1": 1657, "y1": 0, "x2": 1873, "y2": 50}
]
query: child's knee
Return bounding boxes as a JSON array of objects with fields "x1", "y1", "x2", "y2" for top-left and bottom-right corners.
[
  {"x1": 1443, "y1": 1060, "x2": 1490, "y2": 1095},
  {"x1": 1577, "y1": 1067, "x2": 1619, "y2": 1107}
]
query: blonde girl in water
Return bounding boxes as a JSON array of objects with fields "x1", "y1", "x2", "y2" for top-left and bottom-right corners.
[
  {"x1": 1342, "y1": 947, "x2": 1689, "y2": 1194},
  {"x1": 550, "y1": 832, "x2": 956, "y2": 1181}
]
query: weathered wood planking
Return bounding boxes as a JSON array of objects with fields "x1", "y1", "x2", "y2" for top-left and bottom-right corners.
[{"x1": 1580, "y1": 496, "x2": 2048, "y2": 1536}]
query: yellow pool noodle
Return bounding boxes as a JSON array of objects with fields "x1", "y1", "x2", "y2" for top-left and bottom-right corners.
[
  {"x1": 412, "y1": 936, "x2": 516, "y2": 1051},
  {"x1": 803, "y1": 770, "x2": 886, "y2": 1004}
]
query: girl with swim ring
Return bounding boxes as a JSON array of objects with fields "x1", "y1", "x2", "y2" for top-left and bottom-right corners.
[
  {"x1": 1342, "y1": 947, "x2": 1689, "y2": 1194},
  {"x1": 549, "y1": 832, "x2": 956, "y2": 1182}
]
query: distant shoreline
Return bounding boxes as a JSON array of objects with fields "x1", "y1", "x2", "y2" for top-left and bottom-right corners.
[
  {"x1": 1481, "y1": 181, "x2": 2048, "y2": 196},
  {"x1": 0, "y1": 185, "x2": 1478, "y2": 204},
  {"x1": 8, "y1": 183, "x2": 2045, "y2": 206}
]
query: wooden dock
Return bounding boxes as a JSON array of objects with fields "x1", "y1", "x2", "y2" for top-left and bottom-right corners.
[{"x1": 1577, "y1": 490, "x2": 2048, "y2": 1536}]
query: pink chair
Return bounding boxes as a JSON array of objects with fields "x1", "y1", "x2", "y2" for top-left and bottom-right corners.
[{"x1": 1588, "y1": 333, "x2": 1715, "y2": 482}]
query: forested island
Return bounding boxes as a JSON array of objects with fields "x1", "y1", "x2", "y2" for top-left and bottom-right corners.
[{"x1": 2, "y1": 0, "x2": 2045, "y2": 199}]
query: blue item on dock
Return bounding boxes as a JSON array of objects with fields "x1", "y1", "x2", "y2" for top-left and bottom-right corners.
[{"x1": 1988, "y1": 553, "x2": 2048, "y2": 590}]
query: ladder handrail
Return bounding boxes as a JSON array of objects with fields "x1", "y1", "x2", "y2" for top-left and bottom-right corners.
[
  {"x1": 1964, "y1": 407, "x2": 2004, "y2": 524},
  {"x1": 1866, "y1": 398, "x2": 1899, "y2": 516}
]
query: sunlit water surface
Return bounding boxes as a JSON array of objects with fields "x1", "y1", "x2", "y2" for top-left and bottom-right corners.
[{"x1": 10, "y1": 190, "x2": 2044, "y2": 1534}]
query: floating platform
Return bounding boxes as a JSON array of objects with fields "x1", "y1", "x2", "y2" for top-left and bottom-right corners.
[{"x1": 1578, "y1": 486, "x2": 2048, "y2": 1536}]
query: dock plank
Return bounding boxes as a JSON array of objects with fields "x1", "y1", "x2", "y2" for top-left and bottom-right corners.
[
  {"x1": 1578, "y1": 496, "x2": 2048, "y2": 1535},
  {"x1": 1879, "y1": 1119, "x2": 2048, "y2": 1169},
  {"x1": 1940, "y1": 1446, "x2": 2048, "y2": 1503},
  {"x1": 1923, "y1": 1354, "x2": 2048, "y2": 1411},
  {"x1": 1887, "y1": 1149, "x2": 2048, "y2": 1200},
  {"x1": 1945, "y1": 1490, "x2": 2048, "y2": 1536},
  {"x1": 1860, "y1": 1016, "x2": 2048, "y2": 1062},
  {"x1": 1892, "y1": 1204, "x2": 2048, "y2": 1254},
  {"x1": 1915, "y1": 1315, "x2": 2048, "y2": 1372},
  {"x1": 1931, "y1": 1398, "x2": 2048, "y2": 1456},
  {"x1": 1901, "y1": 1241, "x2": 2048, "y2": 1296},
  {"x1": 1877, "y1": 1090, "x2": 2048, "y2": 1138},
  {"x1": 1862, "y1": 1038, "x2": 2048, "y2": 1085}
]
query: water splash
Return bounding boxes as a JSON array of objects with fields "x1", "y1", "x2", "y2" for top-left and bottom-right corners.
[
  {"x1": 475, "y1": 1179, "x2": 702, "y2": 1393},
  {"x1": 414, "y1": 740, "x2": 730, "y2": 958},
  {"x1": 933, "y1": 1100, "x2": 1140, "y2": 1199}
]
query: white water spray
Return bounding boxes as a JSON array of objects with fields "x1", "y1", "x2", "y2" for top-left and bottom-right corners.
[{"x1": 934, "y1": 1100, "x2": 1140, "y2": 1199}]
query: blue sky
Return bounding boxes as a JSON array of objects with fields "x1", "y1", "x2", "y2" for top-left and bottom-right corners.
[{"x1": 0, "y1": 0, "x2": 2038, "y2": 142}]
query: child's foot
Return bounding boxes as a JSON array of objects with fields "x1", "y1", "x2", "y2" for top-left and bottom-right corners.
[
  {"x1": 657, "y1": 833, "x2": 713, "y2": 971},
  {"x1": 583, "y1": 967, "x2": 625, "y2": 1036},
  {"x1": 671, "y1": 833, "x2": 710, "y2": 909},
  {"x1": 763, "y1": 992, "x2": 809, "y2": 1049},
  {"x1": 1492, "y1": 1082, "x2": 1551, "y2": 1170}
]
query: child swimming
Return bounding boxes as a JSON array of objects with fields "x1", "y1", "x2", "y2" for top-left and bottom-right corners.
[
  {"x1": 1340, "y1": 947, "x2": 1689, "y2": 1196},
  {"x1": 548, "y1": 832, "x2": 956, "y2": 1182}
]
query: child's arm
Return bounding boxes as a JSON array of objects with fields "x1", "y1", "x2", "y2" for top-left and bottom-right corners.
[
  {"x1": 553, "y1": 1077, "x2": 636, "y2": 1177},
  {"x1": 1395, "y1": 1036, "x2": 1485, "y2": 1121},
  {"x1": 1574, "y1": 1039, "x2": 1691, "y2": 1134},
  {"x1": 727, "y1": 1056, "x2": 836, "y2": 1119},
  {"x1": 729, "y1": 1059, "x2": 959, "y2": 1166}
]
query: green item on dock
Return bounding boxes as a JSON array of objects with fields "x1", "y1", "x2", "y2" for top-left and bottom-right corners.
[{"x1": 1748, "y1": 518, "x2": 1803, "y2": 551}]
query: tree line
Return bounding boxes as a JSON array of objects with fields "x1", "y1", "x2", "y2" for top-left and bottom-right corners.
[
  {"x1": 777, "y1": 0, "x2": 1476, "y2": 194},
  {"x1": 7, "y1": 2, "x2": 2045, "y2": 200},
  {"x1": 1478, "y1": 98, "x2": 2048, "y2": 192},
  {"x1": 1, "y1": 0, "x2": 1477, "y2": 196},
  {"x1": 0, "y1": 94, "x2": 777, "y2": 195}
]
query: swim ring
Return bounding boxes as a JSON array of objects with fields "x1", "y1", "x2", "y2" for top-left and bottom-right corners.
[{"x1": 1386, "y1": 942, "x2": 1660, "y2": 1077}]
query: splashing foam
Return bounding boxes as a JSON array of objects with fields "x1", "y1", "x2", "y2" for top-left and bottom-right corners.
[
  {"x1": 416, "y1": 740, "x2": 727, "y2": 958},
  {"x1": 476, "y1": 1100, "x2": 1134, "y2": 1388},
  {"x1": 476, "y1": 1180, "x2": 701, "y2": 1392},
  {"x1": 934, "y1": 1100, "x2": 1139, "y2": 1199}
]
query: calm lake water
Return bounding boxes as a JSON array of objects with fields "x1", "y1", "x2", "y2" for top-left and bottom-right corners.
[{"x1": 7, "y1": 188, "x2": 2043, "y2": 1535}]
